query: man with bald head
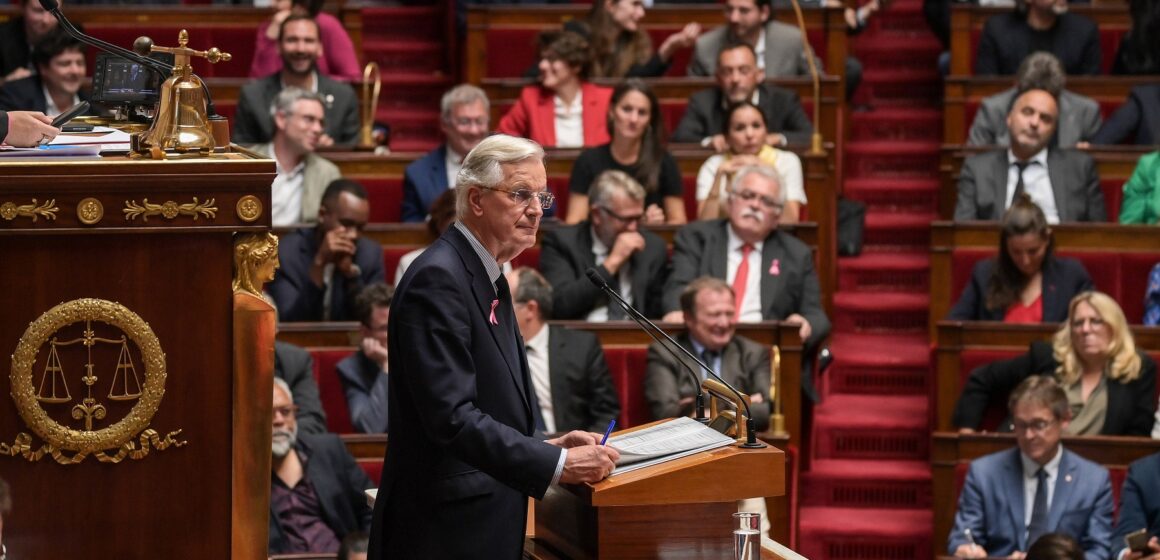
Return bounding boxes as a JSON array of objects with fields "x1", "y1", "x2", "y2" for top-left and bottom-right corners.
[{"x1": 955, "y1": 88, "x2": 1105, "y2": 223}]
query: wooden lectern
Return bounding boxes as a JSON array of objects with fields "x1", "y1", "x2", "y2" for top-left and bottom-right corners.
[
  {"x1": 532, "y1": 438, "x2": 784, "y2": 559},
  {"x1": 0, "y1": 156, "x2": 273, "y2": 559}
]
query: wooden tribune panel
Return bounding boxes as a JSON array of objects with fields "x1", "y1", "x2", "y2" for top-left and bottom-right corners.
[{"x1": 0, "y1": 157, "x2": 273, "y2": 559}]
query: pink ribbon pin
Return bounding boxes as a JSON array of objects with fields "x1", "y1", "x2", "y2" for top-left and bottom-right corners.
[
  {"x1": 489, "y1": 299, "x2": 500, "y2": 325},
  {"x1": 769, "y1": 259, "x2": 780, "y2": 276}
]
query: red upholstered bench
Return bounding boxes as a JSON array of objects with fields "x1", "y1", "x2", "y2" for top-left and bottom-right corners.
[
  {"x1": 86, "y1": 25, "x2": 256, "y2": 78},
  {"x1": 308, "y1": 346, "x2": 356, "y2": 434},
  {"x1": 383, "y1": 245, "x2": 422, "y2": 282},
  {"x1": 511, "y1": 246, "x2": 540, "y2": 270},
  {"x1": 355, "y1": 178, "x2": 404, "y2": 223},
  {"x1": 358, "y1": 458, "x2": 384, "y2": 485},
  {"x1": 602, "y1": 346, "x2": 651, "y2": 429}
]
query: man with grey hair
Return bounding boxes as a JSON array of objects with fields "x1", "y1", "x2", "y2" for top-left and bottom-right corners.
[
  {"x1": 269, "y1": 377, "x2": 374, "y2": 555},
  {"x1": 251, "y1": 87, "x2": 342, "y2": 226},
  {"x1": 401, "y1": 84, "x2": 492, "y2": 222},
  {"x1": 968, "y1": 52, "x2": 1102, "y2": 147},
  {"x1": 540, "y1": 169, "x2": 670, "y2": 320},
  {"x1": 369, "y1": 134, "x2": 620, "y2": 559}
]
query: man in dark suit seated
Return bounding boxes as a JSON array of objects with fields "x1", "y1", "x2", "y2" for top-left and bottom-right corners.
[
  {"x1": 507, "y1": 266, "x2": 621, "y2": 434},
  {"x1": 232, "y1": 14, "x2": 359, "y2": 147},
  {"x1": 955, "y1": 88, "x2": 1105, "y2": 224},
  {"x1": 0, "y1": 30, "x2": 90, "y2": 116},
  {"x1": 948, "y1": 376, "x2": 1113, "y2": 560},
  {"x1": 269, "y1": 377, "x2": 373, "y2": 555},
  {"x1": 975, "y1": 0, "x2": 1100, "y2": 76},
  {"x1": 671, "y1": 42, "x2": 812, "y2": 151},
  {"x1": 540, "y1": 170, "x2": 669, "y2": 320},
  {"x1": 401, "y1": 84, "x2": 491, "y2": 223},
  {"x1": 0, "y1": 0, "x2": 62, "y2": 87},
  {"x1": 336, "y1": 283, "x2": 394, "y2": 434},
  {"x1": 268, "y1": 179, "x2": 386, "y2": 322},
  {"x1": 275, "y1": 340, "x2": 328, "y2": 435},
  {"x1": 1112, "y1": 451, "x2": 1160, "y2": 560}
]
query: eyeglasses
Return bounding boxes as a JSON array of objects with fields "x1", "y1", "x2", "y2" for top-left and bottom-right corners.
[
  {"x1": 732, "y1": 189, "x2": 783, "y2": 214},
  {"x1": 1012, "y1": 418, "x2": 1056, "y2": 435},
  {"x1": 273, "y1": 405, "x2": 299, "y2": 419},
  {"x1": 598, "y1": 205, "x2": 643, "y2": 224},
  {"x1": 478, "y1": 185, "x2": 555, "y2": 209}
]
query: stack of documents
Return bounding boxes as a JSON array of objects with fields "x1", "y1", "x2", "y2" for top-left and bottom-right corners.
[{"x1": 608, "y1": 417, "x2": 736, "y2": 475}]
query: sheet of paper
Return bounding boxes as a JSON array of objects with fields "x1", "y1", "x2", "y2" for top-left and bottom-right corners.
[
  {"x1": 607, "y1": 417, "x2": 736, "y2": 475},
  {"x1": 49, "y1": 126, "x2": 132, "y2": 146}
]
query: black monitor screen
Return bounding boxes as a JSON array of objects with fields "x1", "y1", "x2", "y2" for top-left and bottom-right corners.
[{"x1": 92, "y1": 52, "x2": 174, "y2": 105}]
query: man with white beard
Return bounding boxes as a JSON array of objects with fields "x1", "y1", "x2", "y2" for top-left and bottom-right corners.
[{"x1": 269, "y1": 378, "x2": 374, "y2": 555}]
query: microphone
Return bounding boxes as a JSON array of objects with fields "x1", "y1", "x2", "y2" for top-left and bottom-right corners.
[{"x1": 586, "y1": 268, "x2": 764, "y2": 448}]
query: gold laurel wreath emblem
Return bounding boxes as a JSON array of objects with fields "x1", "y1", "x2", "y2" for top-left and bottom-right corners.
[{"x1": 2, "y1": 299, "x2": 185, "y2": 464}]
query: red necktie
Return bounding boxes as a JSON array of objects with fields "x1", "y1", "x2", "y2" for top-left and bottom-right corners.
[{"x1": 733, "y1": 244, "x2": 754, "y2": 315}]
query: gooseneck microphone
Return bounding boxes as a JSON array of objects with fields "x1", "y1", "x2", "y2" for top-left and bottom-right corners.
[{"x1": 584, "y1": 268, "x2": 763, "y2": 447}]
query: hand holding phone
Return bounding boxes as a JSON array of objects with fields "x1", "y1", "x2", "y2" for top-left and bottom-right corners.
[
  {"x1": 50, "y1": 101, "x2": 90, "y2": 128},
  {"x1": 1126, "y1": 529, "x2": 1151, "y2": 554}
]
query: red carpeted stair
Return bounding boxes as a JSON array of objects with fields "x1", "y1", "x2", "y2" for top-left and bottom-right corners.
[{"x1": 797, "y1": 0, "x2": 942, "y2": 557}]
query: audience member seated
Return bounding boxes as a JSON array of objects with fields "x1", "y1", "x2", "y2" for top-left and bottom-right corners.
[
  {"x1": 672, "y1": 42, "x2": 813, "y2": 150},
  {"x1": 566, "y1": 0, "x2": 700, "y2": 79},
  {"x1": 276, "y1": 340, "x2": 328, "y2": 435},
  {"x1": 250, "y1": 88, "x2": 341, "y2": 227},
  {"x1": 0, "y1": 0, "x2": 63, "y2": 87},
  {"x1": 953, "y1": 291, "x2": 1158, "y2": 437},
  {"x1": 968, "y1": 52, "x2": 1101, "y2": 149},
  {"x1": 1146, "y1": 264, "x2": 1159, "y2": 327},
  {"x1": 1090, "y1": 86, "x2": 1160, "y2": 147},
  {"x1": 0, "y1": 110, "x2": 57, "y2": 147},
  {"x1": 496, "y1": 31, "x2": 612, "y2": 149},
  {"x1": 688, "y1": 0, "x2": 812, "y2": 78},
  {"x1": 338, "y1": 531, "x2": 369, "y2": 560},
  {"x1": 948, "y1": 376, "x2": 1113, "y2": 560},
  {"x1": 696, "y1": 101, "x2": 805, "y2": 224},
  {"x1": 396, "y1": 190, "x2": 457, "y2": 284},
  {"x1": 565, "y1": 79, "x2": 686, "y2": 225},
  {"x1": 336, "y1": 283, "x2": 393, "y2": 434},
  {"x1": 269, "y1": 179, "x2": 386, "y2": 322},
  {"x1": 401, "y1": 85, "x2": 490, "y2": 223},
  {"x1": 269, "y1": 378, "x2": 373, "y2": 555},
  {"x1": 1120, "y1": 151, "x2": 1160, "y2": 225},
  {"x1": 0, "y1": 31, "x2": 89, "y2": 117},
  {"x1": 233, "y1": 15, "x2": 359, "y2": 147},
  {"x1": 1112, "y1": 451, "x2": 1160, "y2": 560},
  {"x1": 508, "y1": 267, "x2": 621, "y2": 433},
  {"x1": 955, "y1": 88, "x2": 1105, "y2": 224},
  {"x1": 949, "y1": 195, "x2": 1093, "y2": 323},
  {"x1": 540, "y1": 170, "x2": 669, "y2": 320},
  {"x1": 974, "y1": 0, "x2": 1101, "y2": 76},
  {"x1": 1111, "y1": 0, "x2": 1160, "y2": 76},
  {"x1": 1026, "y1": 533, "x2": 1086, "y2": 560},
  {"x1": 250, "y1": 0, "x2": 361, "y2": 82}
]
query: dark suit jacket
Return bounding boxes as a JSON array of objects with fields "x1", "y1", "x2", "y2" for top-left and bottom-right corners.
[
  {"x1": 0, "y1": 74, "x2": 92, "y2": 113},
  {"x1": 539, "y1": 221, "x2": 670, "y2": 320},
  {"x1": 947, "y1": 447, "x2": 1112, "y2": 560},
  {"x1": 663, "y1": 219, "x2": 830, "y2": 347},
  {"x1": 1091, "y1": 85, "x2": 1160, "y2": 146},
  {"x1": 0, "y1": 18, "x2": 30, "y2": 79},
  {"x1": 231, "y1": 72, "x2": 360, "y2": 145},
  {"x1": 954, "y1": 149, "x2": 1106, "y2": 223},
  {"x1": 671, "y1": 83, "x2": 813, "y2": 146},
  {"x1": 644, "y1": 333, "x2": 772, "y2": 431},
  {"x1": 545, "y1": 325, "x2": 621, "y2": 433},
  {"x1": 269, "y1": 433, "x2": 374, "y2": 554},
  {"x1": 267, "y1": 227, "x2": 386, "y2": 322},
  {"x1": 1112, "y1": 452, "x2": 1160, "y2": 554},
  {"x1": 975, "y1": 12, "x2": 1101, "y2": 76},
  {"x1": 336, "y1": 351, "x2": 388, "y2": 434},
  {"x1": 275, "y1": 341, "x2": 327, "y2": 435},
  {"x1": 368, "y1": 225, "x2": 562, "y2": 559},
  {"x1": 401, "y1": 144, "x2": 450, "y2": 223},
  {"x1": 947, "y1": 256, "x2": 1093, "y2": 322},
  {"x1": 952, "y1": 341, "x2": 1158, "y2": 436}
]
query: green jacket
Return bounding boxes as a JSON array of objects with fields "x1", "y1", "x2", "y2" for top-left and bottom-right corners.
[{"x1": 1120, "y1": 151, "x2": 1160, "y2": 225}]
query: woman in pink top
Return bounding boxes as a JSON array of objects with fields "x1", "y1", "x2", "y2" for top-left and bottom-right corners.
[{"x1": 250, "y1": 0, "x2": 361, "y2": 82}]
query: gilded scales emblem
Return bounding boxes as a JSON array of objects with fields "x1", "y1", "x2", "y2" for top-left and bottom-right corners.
[{"x1": 2, "y1": 299, "x2": 185, "y2": 464}]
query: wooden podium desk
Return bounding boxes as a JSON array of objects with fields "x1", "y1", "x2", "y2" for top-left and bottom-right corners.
[{"x1": 0, "y1": 154, "x2": 275, "y2": 559}]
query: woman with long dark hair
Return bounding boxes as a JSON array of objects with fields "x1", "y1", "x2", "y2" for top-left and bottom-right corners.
[{"x1": 567, "y1": 0, "x2": 700, "y2": 79}]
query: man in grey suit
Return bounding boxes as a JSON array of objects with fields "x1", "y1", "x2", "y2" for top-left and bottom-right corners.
[
  {"x1": 232, "y1": 15, "x2": 359, "y2": 147},
  {"x1": 507, "y1": 267, "x2": 621, "y2": 434},
  {"x1": 968, "y1": 52, "x2": 1101, "y2": 148},
  {"x1": 955, "y1": 88, "x2": 1105, "y2": 224},
  {"x1": 687, "y1": 0, "x2": 811, "y2": 78}
]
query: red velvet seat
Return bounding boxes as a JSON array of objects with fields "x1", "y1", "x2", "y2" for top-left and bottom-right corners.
[
  {"x1": 86, "y1": 25, "x2": 256, "y2": 78},
  {"x1": 358, "y1": 458, "x2": 384, "y2": 485},
  {"x1": 602, "y1": 346, "x2": 652, "y2": 429},
  {"x1": 1119, "y1": 253, "x2": 1160, "y2": 323},
  {"x1": 383, "y1": 245, "x2": 422, "y2": 282},
  {"x1": 356, "y1": 178, "x2": 404, "y2": 223},
  {"x1": 308, "y1": 346, "x2": 356, "y2": 434}
]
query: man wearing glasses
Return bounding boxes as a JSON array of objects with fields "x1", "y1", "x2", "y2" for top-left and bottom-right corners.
[
  {"x1": 948, "y1": 375, "x2": 1113, "y2": 560},
  {"x1": 540, "y1": 169, "x2": 670, "y2": 320},
  {"x1": 368, "y1": 135, "x2": 619, "y2": 559}
]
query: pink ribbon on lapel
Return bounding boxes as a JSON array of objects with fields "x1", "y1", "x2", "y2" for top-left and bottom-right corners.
[
  {"x1": 769, "y1": 258, "x2": 780, "y2": 276},
  {"x1": 489, "y1": 299, "x2": 500, "y2": 325}
]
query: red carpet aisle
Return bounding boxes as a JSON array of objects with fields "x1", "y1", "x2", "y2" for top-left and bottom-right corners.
[
  {"x1": 361, "y1": 5, "x2": 454, "y2": 151},
  {"x1": 797, "y1": 1, "x2": 943, "y2": 558}
]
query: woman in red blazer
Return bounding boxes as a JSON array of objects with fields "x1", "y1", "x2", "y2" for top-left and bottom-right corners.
[{"x1": 497, "y1": 30, "x2": 612, "y2": 149}]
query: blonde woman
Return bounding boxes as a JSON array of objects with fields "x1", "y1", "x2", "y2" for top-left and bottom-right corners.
[{"x1": 953, "y1": 291, "x2": 1157, "y2": 436}]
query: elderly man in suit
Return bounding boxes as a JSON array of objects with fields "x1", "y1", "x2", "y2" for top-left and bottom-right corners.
[
  {"x1": 672, "y1": 42, "x2": 812, "y2": 151},
  {"x1": 232, "y1": 15, "x2": 358, "y2": 147},
  {"x1": 0, "y1": 30, "x2": 89, "y2": 117},
  {"x1": 508, "y1": 266, "x2": 621, "y2": 434},
  {"x1": 968, "y1": 52, "x2": 1101, "y2": 148},
  {"x1": 955, "y1": 88, "x2": 1105, "y2": 224},
  {"x1": 948, "y1": 376, "x2": 1113, "y2": 560},
  {"x1": 1112, "y1": 451, "x2": 1160, "y2": 560},
  {"x1": 688, "y1": 0, "x2": 811, "y2": 78},
  {"x1": 367, "y1": 134, "x2": 619, "y2": 559},
  {"x1": 275, "y1": 340, "x2": 328, "y2": 435},
  {"x1": 539, "y1": 170, "x2": 669, "y2": 321},
  {"x1": 336, "y1": 283, "x2": 394, "y2": 434},
  {"x1": 401, "y1": 84, "x2": 491, "y2": 222}
]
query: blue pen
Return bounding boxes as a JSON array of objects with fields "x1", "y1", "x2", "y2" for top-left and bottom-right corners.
[{"x1": 600, "y1": 419, "x2": 617, "y2": 445}]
